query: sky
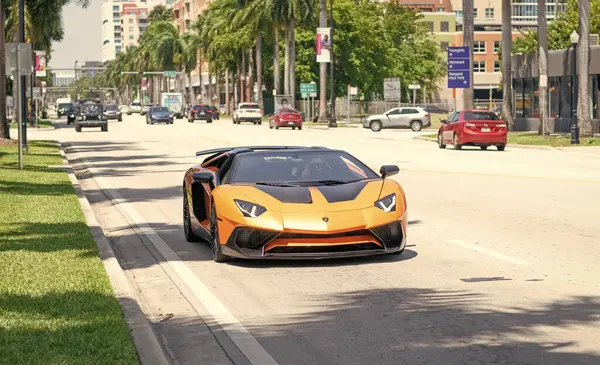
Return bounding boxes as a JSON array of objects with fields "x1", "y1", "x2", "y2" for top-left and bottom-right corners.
[{"x1": 49, "y1": 2, "x2": 103, "y2": 72}]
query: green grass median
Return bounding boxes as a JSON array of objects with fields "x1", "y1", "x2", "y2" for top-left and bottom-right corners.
[
  {"x1": 8, "y1": 119, "x2": 53, "y2": 129},
  {"x1": 0, "y1": 140, "x2": 139, "y2": 365},
  {"x1": 420, "y1": 132, "x2": 600, "y2": 147}
]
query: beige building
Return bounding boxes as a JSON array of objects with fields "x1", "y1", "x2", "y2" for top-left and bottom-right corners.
[{"x1": 121, "y1": 3, "x2": 149, "y2": 51}]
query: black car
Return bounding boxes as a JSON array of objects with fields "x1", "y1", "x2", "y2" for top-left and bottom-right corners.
[
  {"x1": 57, "y1": 103, "x2": 72, "y2": 118},
  {"x1": 146, "y1": 106, "x2": 173, "y2": 124},
  {"x1": 187, "y1": 104, "x2": 212, "y2": 123},
  {"x1": 66, "y1": 105, "x2": 80, "y2": 125},
  {"x1": 103, "y1": 104, "x2": 123, "y2": 121},
  {"x1": 76, "y1": 100, "x2": 108, "y2": 132}
]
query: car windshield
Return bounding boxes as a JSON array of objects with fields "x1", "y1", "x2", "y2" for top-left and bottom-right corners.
[
  {"x1": 105, "y1": 105, "x2": 119, "y2": 111},
  {"x1": 192, "y1": 105, "x2": 208, "y2": 110},
  {"x1": 153, "y1": 107, "x2": 169, "y2": 113},
  {"x1": 240, "y1": 104, "x2": 259, "y2": 109},
  {"x1": 82, "y1": 104, "x2": 101, "y2": 112},
  {"x1": 131, "y1": 103, "x2": 140, "y2": 106},
  {"x1": 279, "y1": 108, "x2": 299, "y2": 114},
  {"x1": 229, "y1": 150, "x2": 379, "y2": 185},
  {"x1": 463, "y1": 111, "x2": 499, "y2": 120},
  {"x1": 58, "y1": 103, "x2": 71, "y2": 109}
]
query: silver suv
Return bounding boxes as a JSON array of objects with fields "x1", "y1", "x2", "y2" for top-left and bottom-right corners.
[{"x1": 363, "y1": 107, "x2": 430, "y2": 132}]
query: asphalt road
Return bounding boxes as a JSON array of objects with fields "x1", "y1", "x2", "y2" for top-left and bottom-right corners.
[{"x1": 31, "y1": 113, "x2": 600, "y2": 364}]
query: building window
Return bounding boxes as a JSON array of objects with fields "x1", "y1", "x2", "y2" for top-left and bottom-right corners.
[
  {"x1": 440, "y1": 21, "x2": 449, "y2": 32},
  {"x1": 440, "y1": 42, "x2": 449, "y2": 51},
  {"x1": 485, "y1": 8, "x2": 495, "y2": 19},
  {"x1": 494, "y1": 41, "x2": 501, "y2": 54},
  {"x1": 473, "y1": 41, "x2": 486, "y2": 54},
  {"x1": 494, "y1": 61, "x2": 501, "y2": 72},
  {"x1": 129, "y1": 26, "x2": 134, "y2": 32},
  {"x1": 129, "y1": 34, "x2": 134, "y2": 40},
  {"x1": 114, "y1": 39, "x2": 121, "y2": 44},
  {"x1": 113, "y1": 12, "x2": 120, "y2": 18},
  {"x1": 436, "y1": 8, "x2": 445, "y2": 12},
  {"x1": 114, "y1": 25, "x2": 120, "y2": 31},
  {"x1": 474, "y1": 8, "x2": 478, "y2": 19},
  {"x1": 129, "y1": 18, "x2": 134, "y2": 24},
  {"x1": 116, "y1": 46, "x2": 122, "y2": 53},
  {"x1": 425, "y1": 22, "x2": 434, "y2": 32},
  {"x1": 473, "y1": 61, "x2": 486, "y2": 73},
  {"x1": 112, "y1": 5, "x2": 119, "y2": 10}
]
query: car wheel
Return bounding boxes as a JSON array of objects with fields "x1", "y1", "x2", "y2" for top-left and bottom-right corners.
[
  {"x1": 480, "y1": 146, "x2": 488, "y2": 150},
  {"x1": 207, "y1": 120, "x2": 213, "y2": 123},
  {"x1": 275, "y1": 126, "x2": 279, "y2": 130},
  {"x1": 118, "y1": 118, "x2": 122, "y2": 122},
  {"x1": 188, "y1": 119, "x2": 193, "y2": 123},
  {"x1": 370, "y1": 120, "x2": 382, "y2": 132},
  {"x1": 292, "y1": 127, "x2": 296, "y2": 130},
  {"x1": 410, "y1": 121, "x2": 423, "y2": 132},
  {"x1": 438, "y1": 133, "x2": 446, "y2": 149},
  {"x1": 210, "y1": 203, "x2": 230, "y2": 263},
  {"x1": 258, "y1": 121, "x2": 262, "y2": 125},
  {"x1": 298, "y1": 126, "x2": 302, "y2": 130},
  {"x1": 75, "y1": 125, "x2": 82, "y2": 132},
  {"x1": 269, "y1": 125, "x2": 273, "y2": 129},
  {"x1": 453, "y1": 134, "x2": 462, "y2": 150},
  {"x1": 497, "y1": 145, "x2": 506, "y2": 151},
  {"x1": 101, "y1": 124, "x2": 108, "y2": 132},
  {"x1": 183, "y1": 192, "x2": 201, "y2": 242}
]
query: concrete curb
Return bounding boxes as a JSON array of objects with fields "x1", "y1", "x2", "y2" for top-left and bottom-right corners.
[
  {"x1": 412, "y1": 135, "x2": 559, "y2": 151},
  {"x1": 56, "y1": 143, "x2": 171, "y2": 365}
]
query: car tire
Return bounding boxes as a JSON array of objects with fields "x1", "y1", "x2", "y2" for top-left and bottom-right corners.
[
  {"x1": 269, "y1": 125, "x2": 273, "y2": 129},
  {"x1": 75, "y1": 125, "x2": 82, "y2": 132},
  {"x1": 275, "y1": 126, "x2": 279, "y2": 130},
  {"x1": 497, "y1": 145, "x2": 506, "y2": 151},
  {"x1": 438, "y1": 133, "x2": 446, "y2": 149},
  {"x1": 410, "y1": 121, "x2": 423, "y2": 132},
  {"x1": 183, "y1": 192, "x2": 202, "y2": 242},
  {"x1": 210, "y1": 203, "x2": 230, "y2": 263},
  {"x1": 480, "y1": 146, "x2": 488, "y2": 150},
  {"x1": 453, "y1": 134, "x2": 462, "y2": 150},
  {"x1": 292, "y1": 127, "x2": 296, "y2": 130},
  {"x1": 101, "y1": 124, "x2": 108, "y2": 132},
  {"x1": 298, "y1": 126, "x2": 302, "y2": 130},
  {"x1": 258, "y1": 121, "x2": 262, "y2": 125},
  {"x1": 188, "y1": 119, "x2": 193, "y2": 123},
  {"x1": 370, "y1": 120, "x2": 382, "y2": 132},
  {"x1": 207, "y1": 120, "x2": 213, "y2": 123},
  {"x1": 118, "y1": 118, "x2": 122, "y2": 122},
  {"x1": 127, "y1": 112, "x2": 131, "y2": 115}
]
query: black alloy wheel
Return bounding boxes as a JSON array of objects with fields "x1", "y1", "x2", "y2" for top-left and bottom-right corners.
[{"x1": 210, "y1": 203, "x2": 230, "y2": 262}]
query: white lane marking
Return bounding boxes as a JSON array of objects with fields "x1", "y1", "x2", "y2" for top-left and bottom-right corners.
[
  {"x1": 447, "y1": 239, "x2": 531, "y2": 266},
  {"x1": 74, "y1": 152, "x2": 278, "y2": 365}
]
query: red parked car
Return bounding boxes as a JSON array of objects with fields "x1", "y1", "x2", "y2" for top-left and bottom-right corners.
[
  {"x1": 438, "y1": 110, "x2": 507, "y2": 151},
  {"x1": 269, "y1": 108, "x2": 303, "y2": 130}
]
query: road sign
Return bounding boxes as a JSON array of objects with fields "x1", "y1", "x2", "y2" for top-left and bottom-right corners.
[
  {"x1": 447, "y1": 46, "x2": 471, "y2": 88},
  {"x1": 5, "y1": 43, "x2": 32, "y2": 75},
  {"x1": 164, "y1": 70, "x2": 177, "y2": 77},
  {"x1": 300, "y1": 83, "x2": 317, "y2": 95},
  {"x1": 408, "y1": 84, "x2": 421, "y2": 90},
  {"x1": 383, "y1": 77, "x2": 401, "y2": 101}
]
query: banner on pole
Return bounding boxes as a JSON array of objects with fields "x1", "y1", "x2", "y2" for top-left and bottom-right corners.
[
  {"x1": 35, "y1": 51, "x2": 46, "y2": 77},
  {"x1": 316, "y1": 28, "x2": 331, "y2": 63}
]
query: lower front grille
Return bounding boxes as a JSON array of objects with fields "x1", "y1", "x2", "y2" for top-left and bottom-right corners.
[
  {"x1": 370, "y1": 221, "x2": 404, "y2": 249},
  {"x1": 233, "y1": 228, "x2": 279, "y2": 250},
  {"x1": 277, "y1": 230, "x2": 372, "y2": 239},
  {"x1": 268, "y1": 242, "x2": 381, "y2": 254}
]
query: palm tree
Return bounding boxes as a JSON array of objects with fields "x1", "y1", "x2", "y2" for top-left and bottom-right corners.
[
  {"x1": 317, "y1": 0, "x2": 328, "y2": 121},
  {"x1": 537, "y1": 0, "x2": 548, "y2": 136},
  {"x1": 148, "y1": 4, "x2": 173, "y2": 23},
  {"x1": 0, "y1": 5, "x2": 8, "y2": 139},
  {"x1": 181, "y1": 32, "x2": 199, "y2": 104},
  {"x1": 501, "y1": 0, "x2": 514, "y2": 129},
  {"x1": 462, "y1": 0, "x2": 474, "y2": 110},
  {"x1": 578, "y1": 0, "x2": 593, "y2": 137}
]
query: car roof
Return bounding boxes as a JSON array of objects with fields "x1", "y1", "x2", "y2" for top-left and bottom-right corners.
[{"x1": 195, "y1": 146, "x2": 328, "y2": 157}]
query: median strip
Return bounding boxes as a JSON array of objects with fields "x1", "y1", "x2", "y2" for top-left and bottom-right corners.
[{"x1": 0, "y1": 140, "x2": 139, "y2": 365}]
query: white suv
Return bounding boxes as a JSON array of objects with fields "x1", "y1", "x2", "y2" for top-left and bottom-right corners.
[
  {"x1": 362, "y1": 107, "x2": 431, "y2": 132},
  {"x1": 127, "y1": 102, "x2": 142, "y2": 115},
  {"x1": 233, "y1": 103, "x2": 263, "y2": 124}
]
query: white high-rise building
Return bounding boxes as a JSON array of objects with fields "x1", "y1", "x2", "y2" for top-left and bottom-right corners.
[{"x1": 101, "y1": 0, "x2": 173, "y2": 63}]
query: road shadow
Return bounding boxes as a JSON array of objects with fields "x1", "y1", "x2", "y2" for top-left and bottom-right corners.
[
  {"x1": 0, "y1": 222, "x2": 99, "y2": 255},
  {"x1": 171, "y1": 288, "x2": 600, "y2": 365}
]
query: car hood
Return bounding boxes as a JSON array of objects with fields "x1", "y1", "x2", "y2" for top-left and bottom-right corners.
[
  {"x1": 153, "y1": 112, "x2": 170, "y2": 117},
  {"x1": 366, "y1": 114, "x2": 387, "y2": 121},
  {"x1": 216, "y1": 179, "x2": 400, "y2": 213}
]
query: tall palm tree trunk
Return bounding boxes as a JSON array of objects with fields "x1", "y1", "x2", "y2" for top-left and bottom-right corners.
[
  {"x1": 238, "y1": 55, "x2": 243, "y2": 103},
  {"x1": 248, "y1": 47, "x2": 254, "y2": 102},
  {"x1": 197, "y1": 56, "x2": 202, "y2": 103},
  {"x1": 537, "y1": 0, "x2": 548, "y2": 136},
  {"x1": 318, "y1": 0, "x2": 328, "y2": 122},
  {"x1": 188, "y1": 72, "x2": 195, "y2": 103},
  {"x1": 579, "y1": 0, "x2": 592, "y2": 137},
  {"x1": 256, "y1": 33, "x2": 264, "y2": 110},
  {"x1": 215, "y1": 73, "x2": 221, "y2": 108},
  {"x1": 207, "y1": 60, "x2": 213, "y2": 106},
  {"x1": 241, "y1": 51, "x2": 246, "y2": 102},
  {"x1": 225, "y1": 68, "x2": 230, "y2": 114},
  {"x1": 273, "y1": 26, "x2": 280, "y2": 94},
  {"x1": 289, "y1": 20, "x2": 296, "y2": 107},
  {"x1": 462, "y1": 0, "x2": 474, "y2": 110},
  {"x1": 501, "y1": 0, "x2": 514, "y2": 129},
  {"x1": 0, "y1": 6, "x2": 9, "y2": 139},
  {"x1": 284, "y1": 27, "x2": 290, "y2": 96}
]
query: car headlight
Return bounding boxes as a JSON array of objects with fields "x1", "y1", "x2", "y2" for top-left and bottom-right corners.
[
  {"x1": 374, "y1": 193, "x2": 396, "y2": 213},
  {"x1": 234, "y1": 199, "x2": 266, "y2": 218}
]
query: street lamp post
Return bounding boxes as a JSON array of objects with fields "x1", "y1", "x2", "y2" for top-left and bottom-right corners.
[
  {"x1": 328, "y1": 0, "x2": 337, "y2": 127},
  {"x1": 570, "y1": 30, "x2": 580, "y2": 144}
]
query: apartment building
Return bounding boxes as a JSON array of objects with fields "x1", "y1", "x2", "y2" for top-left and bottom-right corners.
[
  {"x1": 392, "y1": 0, "x2": 454, "y2": 12},
  {"x1": 121, "y1": 3, "x2": 149, "y2": 50}
]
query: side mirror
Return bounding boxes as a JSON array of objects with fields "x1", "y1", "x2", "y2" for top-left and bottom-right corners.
[
  {"x1": 440, "y1": 119, "x2": 447, "y2": 124},
  {"x1": 193, "y1": 171, "x2": 214, "y2": 184},
  {"x1": 380, "y1": 165, "x2": 399, "y2": 179}
]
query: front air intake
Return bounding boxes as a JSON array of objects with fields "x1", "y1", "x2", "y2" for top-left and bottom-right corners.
[
  {"x1": 233, "y1": 228, "x2": 279, "y2": 250},
  {"x1": 370, "y1": 221, "x2": 404, "y2": 250}
]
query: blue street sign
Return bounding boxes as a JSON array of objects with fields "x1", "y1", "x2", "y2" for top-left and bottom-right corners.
[{"x1": 447, "y1": 46, "x2": 471, "y2": 89}]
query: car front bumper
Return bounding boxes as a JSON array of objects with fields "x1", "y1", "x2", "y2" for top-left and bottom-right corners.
[
  {"x1": 77, "y1": 121, "x2": 106, "y2": 127},
  {"x1": 104, "y1": 114, "x2": 122, "y2": 120}
]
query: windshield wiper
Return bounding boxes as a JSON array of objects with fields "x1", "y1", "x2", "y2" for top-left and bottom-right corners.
[
  {"x1": 254, "y1": 181, "x2": 299, "y2": 187},
  {"x1": 307, "y1": 179, "x2": 362, "y2": 186}
]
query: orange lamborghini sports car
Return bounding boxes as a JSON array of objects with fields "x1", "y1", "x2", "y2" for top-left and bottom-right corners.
[{"x1": 182, "y1": 146, "x2": 407, "y2": 262}]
